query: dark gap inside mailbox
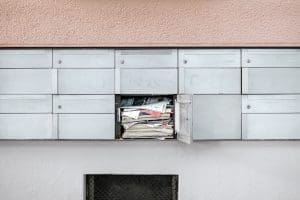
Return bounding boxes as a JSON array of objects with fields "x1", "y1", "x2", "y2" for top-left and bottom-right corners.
[{"x1": 115, "y1": 95, "x2": 177, "y2": 140}]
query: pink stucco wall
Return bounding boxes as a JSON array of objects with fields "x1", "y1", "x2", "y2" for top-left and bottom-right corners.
[{"x1": 0, "y1": 0, "x2": 299, "y2": 47}]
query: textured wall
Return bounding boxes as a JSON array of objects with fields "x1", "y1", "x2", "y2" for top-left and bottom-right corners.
[
  {"x1": 0, "y1": 0, "x2": 299, "y2": 47},
  {"x1": 1, "y1": 141, "x2": 300, "y2": 200}
]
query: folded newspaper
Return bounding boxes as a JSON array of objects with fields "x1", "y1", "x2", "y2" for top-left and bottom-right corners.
[{"x1": 120, "y1": 97, "x2": 174, "y2": 139}]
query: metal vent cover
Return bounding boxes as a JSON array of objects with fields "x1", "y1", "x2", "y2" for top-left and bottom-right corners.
[{"x1": 86, "y1": 174, "x2": 178, "y2": 200}]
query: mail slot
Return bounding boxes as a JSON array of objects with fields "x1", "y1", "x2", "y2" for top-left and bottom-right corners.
[
  {"x1": 53, "y1": 49, "x2": 114, "y2": 68},
  {"x1": 0, "y1": 49, "x2": 52, "y2": 68}
]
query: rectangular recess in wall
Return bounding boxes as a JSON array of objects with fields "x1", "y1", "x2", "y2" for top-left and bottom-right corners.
[{"x1": 85, "y1": 174, "x2": 178, "y2": 200}]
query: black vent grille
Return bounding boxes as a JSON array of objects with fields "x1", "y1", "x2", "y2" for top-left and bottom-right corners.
[{"x1": 86, "y1": 174, "x2": 178, "y2": 200}]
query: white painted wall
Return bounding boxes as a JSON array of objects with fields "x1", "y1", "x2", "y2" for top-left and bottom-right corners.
[{"x1": 0, "y1": 141, "x2": 300, "y2": 200}]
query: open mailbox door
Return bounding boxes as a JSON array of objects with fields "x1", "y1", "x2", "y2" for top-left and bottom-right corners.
[{"x1": 175, "y1": 95, "x2": 193, "y2": 144}]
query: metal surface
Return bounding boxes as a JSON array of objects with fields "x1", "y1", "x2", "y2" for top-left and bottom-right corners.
[
  {"x1": 53, "y1": 95, "x2": 114, "y2": 114},
  {"x1": 58, "y1": 69, "x2": 114, "y2": 94},
  {"x1": 242, "y1": 68, "x2": 300, "y2": 94},
  {"x1": 0, "y1": 95, "x2": 52, "y2": 113},
  {"x1": 53, "y1": 49, "x2": 114, "y2": 68},
  {"x1": 0, "y1": 69, "x2": 56, "y2": 94},
  {"x1": 116, "y1": 49, "x2": 177, "y2": 68},
  {"x1": 193, "y1": 95, "x2": 241, "y2": 140},
  {"x1": 117, "y1": 68, "x2": 177, "y2": 94},
  {"x1": 58, "y1": 114, "x2": 115, "y2": 139},
  {"x1": 242, "y1": 95, "x2": 300, "y2": 113},
  {"x1": 179, "y1": 68, "x2": 240, "y2": 94},
  {"x1": 0, "y1": 49, "x2": 52, "y2": 68},
  {"x1": 242, "y1": 114, "x2": 300, "y2": 140},
  {"x1": 176, "y1": 94, "x2": 193, "y2": 144},
  {"x1": 0, "y1": 114, "x2": 57, "y2": 139},
  {"x1": 242, "y1": 49, "x2": 300, "y2": 68},
  {"x1": 179, "y1": 49, "x2": 240, "y2": 68}
]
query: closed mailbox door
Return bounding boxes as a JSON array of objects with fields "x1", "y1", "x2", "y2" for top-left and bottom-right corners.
[
  {"x1": 116, "y1": 68, "x2": 177, "y2": 94},
  {"x1": 0, "y1": 95, "x2": 52, "y2": 113},
  {"x1": 193, "y1": 95, "x2": 241, "y2": 140},
  {"x1": 0, "y1": 69, "x2": 56, "y2": 94},
  {"x1": 116, "y1": 49, "x2": 177, "y2": 68},
  {"x1": 179, "y1": 49, "x2": 241, "y2": 94},
  {"x1": 0, "y1": 49, "x2": 52, "y2": 68},
  {"x1": 58, "y1": 69, "x2": 114, "y2": 94},
  {"x1": 242, "y1": 68, "x2": 300, "y2": 94},
  {"x1": 58, "y1": 114, "x2": 115, "y2": 139},
  {"x1": 53, "y1": 49, "x2": 114, "y2": 68},
  {"x1": 242, "y1": 95, "x2": 300, "y2": 139},
  {"x1": 0, "y1": 114, "x2": 57, "y2": 139},
  {"x1": 53, "y1": 95, "x2": 114, "y2": 113}
]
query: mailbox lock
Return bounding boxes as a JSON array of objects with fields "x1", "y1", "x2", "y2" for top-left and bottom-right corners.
[
  {"x1": 247, "y1": 105, "x2": 251, "y2": 109},
  {"x1": 58, "y1": 105, "x2": 62, "y2": 109},
  {"x1": 58, "y1": 60, "x2": 62, "y2": 64},
  {"x1": 247, "y1": 59, "x2": 251, "y2": 63},
  {"x1": 183, "y1": 60, "x2": 188, "y2": 64},
  {"x1": 120, "y1": 60, "x2": 125, "y2": 64}
]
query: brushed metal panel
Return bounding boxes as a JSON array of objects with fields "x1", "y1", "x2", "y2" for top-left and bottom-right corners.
[
  {"x1": 53, "y1": 95, "x2": 114, "y2": 113},
  {"x1": 0, "y1": 69, "x2": 56, "y2": 94},
  {"x1": 242, "y1": 49, "x2": 300, "y2": 68},
  {"x1": 116, "y1": 49, "x2": 177, "y2": 68},
  {"x1": 58, "y1": 114, "x2": 115, "y2": 139},
  {"x1": 179, "y1": 49, "x2": 240, "y2": 68},
  {"x1": 58, "y1": 69, "x2": 114, "y2": 94},
  {"x1": 0, "y1": 114, "x2": 57, "y2": 139},
  {"x1": 0, "y1": 49, "x2": 52, "y2": 68},
  {"x1": 118, "y1": 68, "x2": 177, "y2": 94},
  {"x1": 242, "y1": 68, "x2": 300, "y2": 94},
  {"x1": 242, "y1": 114, "x2": 300, "y2": 139},
  {"x1": 179, "y1": 68, "x2": 241, "y2": 94},
  {"x1": 242, "y1": 95, "x2": 300, "y2": 114},
  {"x1": 0, "y1": 95, "x2": 52, "y2": 113},
  {"x1": 193, "y1": 95, "x2": 241, "y2": 140},
  {"x1": 53, "y1": 49, "x2": 114, "y2": 68}
]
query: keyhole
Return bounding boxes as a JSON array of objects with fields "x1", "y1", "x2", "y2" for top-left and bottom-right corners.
[
  {"x1": 183, "y1": 60, "x2": 188, "y2": 64},
  {"x1": 58, "y1": 105, "x2": 62, "y2": 109},
  {"x1": 247, "y1": 105, "x2": 251, "y2": 109},
  {"x1": 58, "y1": 60, "x2": 62, "y2": 64},
  {"x1": 247, "y1": 59, "x2": 251, "y2": 63},
  {"x1": 120, "y1": 60, "x2": 125, "y2": 64}
]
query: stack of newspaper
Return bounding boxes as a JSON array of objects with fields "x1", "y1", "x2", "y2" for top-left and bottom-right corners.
[{"x1": 120, "y1": 97, "x2": 174, "y2": 139}]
